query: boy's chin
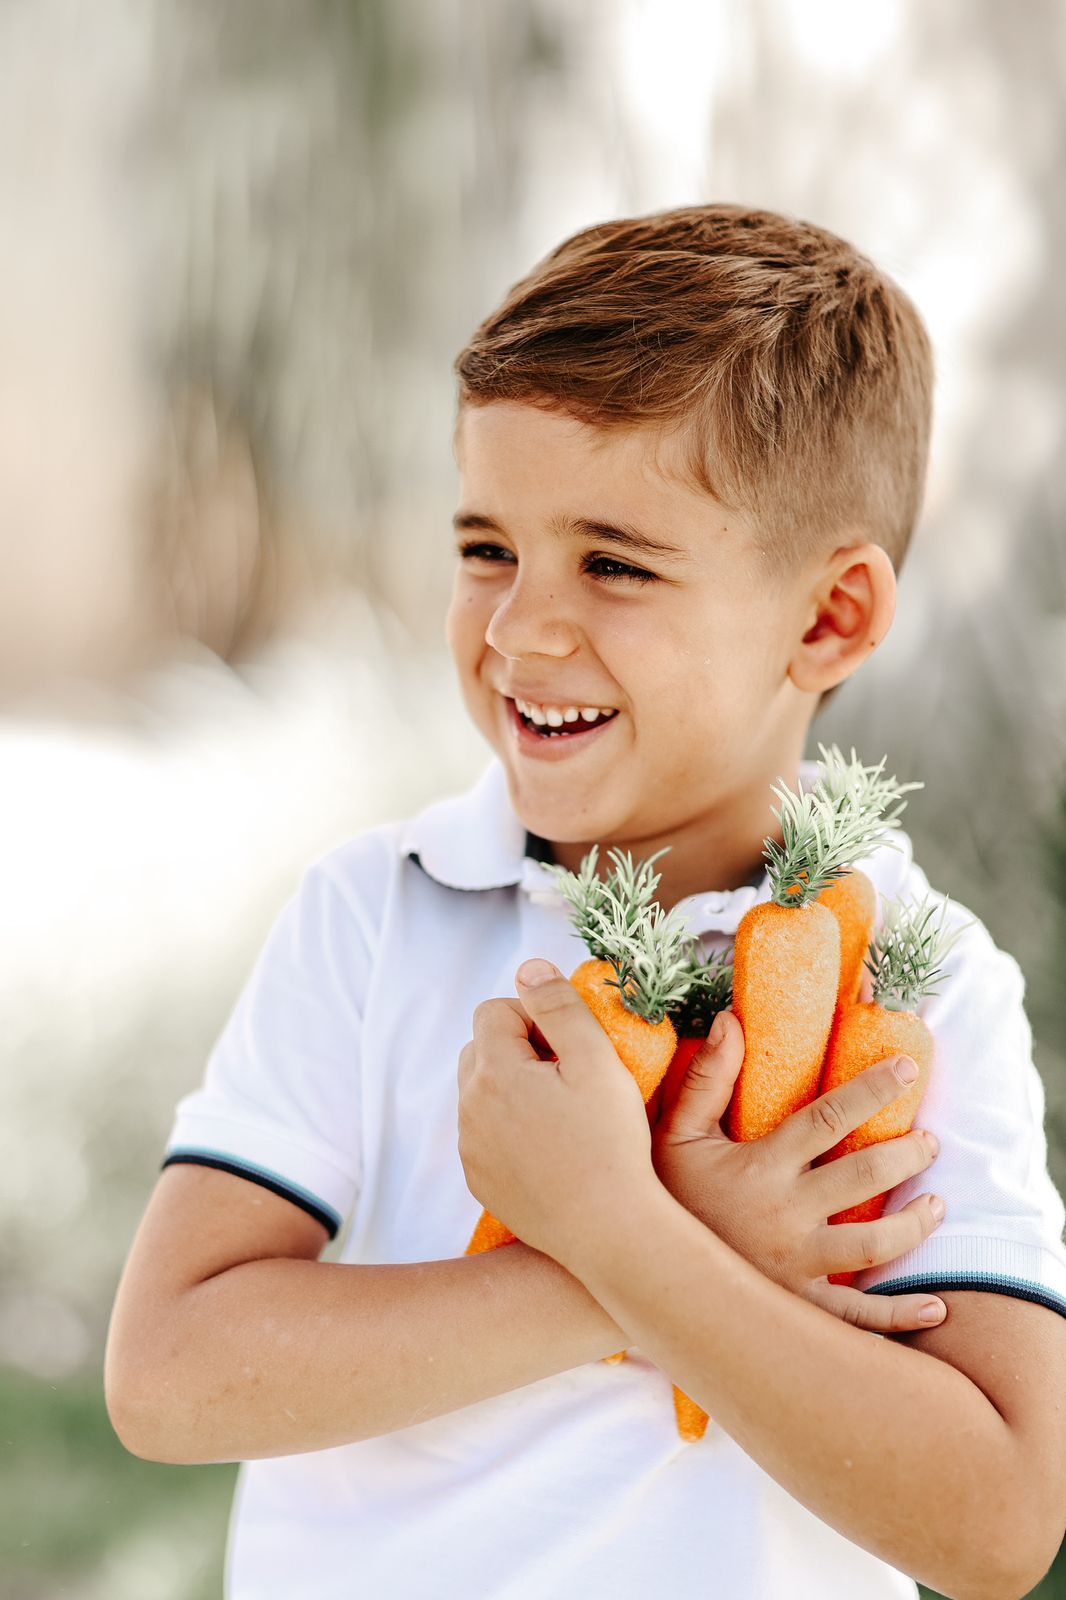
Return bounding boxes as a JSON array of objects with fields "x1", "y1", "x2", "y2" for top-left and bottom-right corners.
[
  {"x1": 487, "y1": 721, "x2": 632, "y2": 842},
  {"x1": 503, "y1": 779, "x2": 617, "y2": 850}
]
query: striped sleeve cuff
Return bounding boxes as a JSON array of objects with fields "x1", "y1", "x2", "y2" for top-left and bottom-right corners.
[
  {"x1": 161, "y1": 1108, "x2": 357, "y2": 1240},
  {"x1": 859, "y1": 1235, "x2": 1066, "y2": 1319}
]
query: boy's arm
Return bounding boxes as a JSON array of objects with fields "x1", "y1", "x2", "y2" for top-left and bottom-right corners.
[
  {"x1": 568, "y1": 1167, "x2": 1066, "y2": 1600},
  {"x1": 104, "y1": 1164, "x2": 628, "y2": 1464}
]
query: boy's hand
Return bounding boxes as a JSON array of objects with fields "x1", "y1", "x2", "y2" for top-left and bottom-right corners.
[
  {"x1": 651, "y1": 1011, "x2": 948, "y2": 1332},
  {"x1": 457, "y1": 961, "x2": 659, "y2": 1266}
]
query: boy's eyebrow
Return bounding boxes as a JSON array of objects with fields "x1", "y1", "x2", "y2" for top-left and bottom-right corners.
[{"x1": 452, "y1": 510, "x2": 689, "y2": 560}]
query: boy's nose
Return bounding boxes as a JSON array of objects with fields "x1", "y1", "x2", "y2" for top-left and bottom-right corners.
[{"x1": 485, "y1": 583, "x2": 580, "y2": 659}]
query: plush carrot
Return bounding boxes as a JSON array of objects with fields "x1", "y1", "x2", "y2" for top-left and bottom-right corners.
[
  {"x1": 465, "y1": 844, "x2": 699, "y2": 1259},
  {"x1": 644, "y1": 944, "x2": 734, "y2": 1442},
  {"x1": 640, "y1": 775, "x2": 830, "y2": 1443},
  {"x1": 586, "y1": 894, "x2": 732, "y2": 1431},
  {"x1": 811, "y1": 746, "x2": 923, "y2": 1012},
  {"x1": 628, "y1": 760, "x2": 881, "y2": 1446},
  {"x1": 727, "y1": 745, "x2": 927, "y2": 1143},
  {"x1": 463, "y1": 843, "x2": 730, "y2": 1440},
  {"x1": 612, "y1": 750, "x2": 919, "y2": 1442},
  {"x1": 817, "y1": 870, "x2": 879, "y2": 1006},
  {"x1": 727, "y1": 782, "x2": 871, "y2": 1143},
  {"x1": 595, "y1": 937, "x2": 733, "y2": 1395},
  {"x1": 647, "y1": 940, "x2": 735, "y2": 1129},
  {"x1": 657, "y1": 756, "x2": 882, "y2": 1440},
  {"x1": 815, "y1": 893, "x2": 969, "y2": 1285}
]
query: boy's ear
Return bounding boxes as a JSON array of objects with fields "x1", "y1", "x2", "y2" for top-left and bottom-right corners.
[{"x1": 787, "y1": 542, "x2": 896, "y2": 696}]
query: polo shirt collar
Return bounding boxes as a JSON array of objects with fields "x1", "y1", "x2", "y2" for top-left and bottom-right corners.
[
  {"x1": 399, "y1": 755, "x2": 828, "y2": 935},
  {"x1": 399, "y1": 758, "x2": 544, "y2": 893}
]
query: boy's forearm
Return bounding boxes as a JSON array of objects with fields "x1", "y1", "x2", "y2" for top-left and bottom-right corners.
[
  {"x1": 572, "y1": 1183, "x2": 1026, "y2": 1600},
  {"x1": 119, "y1": 1242, "x2": 627, "y2": 1464}
]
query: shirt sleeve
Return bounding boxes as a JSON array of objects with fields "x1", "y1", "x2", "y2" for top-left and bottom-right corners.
[
  {"x1": 857, "y1": 879, "x2": 1066, "y2": 1319},
  {"x1": 161, "y1": 854, "x2": 372, "y2": 1240}
]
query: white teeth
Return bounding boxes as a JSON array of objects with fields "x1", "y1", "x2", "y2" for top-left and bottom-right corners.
[{"x1": 512, "y1": 695, "x2": 616, "y2": 726}]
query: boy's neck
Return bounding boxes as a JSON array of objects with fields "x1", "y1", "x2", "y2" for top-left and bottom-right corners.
[{"x1": 527, "y1": 760, "x2": 801, "y2": 915}]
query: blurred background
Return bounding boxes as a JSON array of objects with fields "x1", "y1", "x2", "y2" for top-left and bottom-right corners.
[{"x1": 3, "y1": 1, "x2": 1064, "y2": 1595}]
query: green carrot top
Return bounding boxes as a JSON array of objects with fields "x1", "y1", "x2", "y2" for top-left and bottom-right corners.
[
  {"x1": 669, "y1": 940, "x2": 734, "y2": 1036},
  {"x1": 764, "y1": 743, "x2": 923, "y2": 907},
  {"x1": 865, "y1": 893, "x2": 974, "y2": 1011},
  {"x1": 813, "y1": 743, "x2": 923, "y2": 827},
  {"x1": 544, "y1": 844, "x2": 728, "y2": 1026}
]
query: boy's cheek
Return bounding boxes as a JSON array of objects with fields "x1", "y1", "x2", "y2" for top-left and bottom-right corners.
[
  {"x1": 443, "y1": 629, "x2": 481, "y2": 698},
  {"x1": 448, "y1": 625, "x2": 497, "y2": 695},
  {"x1": 442, "y1": 603, "x2": 467, "y2": 664}
]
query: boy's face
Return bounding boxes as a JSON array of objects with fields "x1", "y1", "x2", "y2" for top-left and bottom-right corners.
[{"x1": 447, "y1": 400, "x2": 814, "y2": 859}]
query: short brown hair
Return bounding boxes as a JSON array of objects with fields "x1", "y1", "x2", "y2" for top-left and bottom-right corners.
[{"x1": 454, "y1": 204, "x2": 934, "y2": 705}]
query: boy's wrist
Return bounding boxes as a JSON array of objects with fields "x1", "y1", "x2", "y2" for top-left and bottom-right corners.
[
  {"x1": 503, "y1": 1237, "x2": 632, "y2": 1354},
  {"x1": 557, "y1": 1173, "x2": 685, "y2": 1288}
]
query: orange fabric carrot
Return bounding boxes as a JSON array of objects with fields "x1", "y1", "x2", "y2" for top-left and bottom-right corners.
[
  {"x1": 817, "y1": 869, "x2": 878, "y2": 1009},
  {"x1": 663, "y1": 750, "x2": 920, "y2": 1439},
  {"x1": 724, "y1": 756, "x2": 896, "y2": 1144},
  {"x1": 699, "y1": 772, "x2": 846, "y2": 1439},
  {"x1": 650, "y1": 946, "x2": 735, "y2": 1418},
  {"x1": 703, "y1": 750, "x2": 921, "y2": 1444},
  {"x1": 465, "y1": 846, "x2": 693, "y2": 1258},
  {"x1": 727, "y1": 897, "x2": 841, "y2": 1141},
  {"x1": 464, "y1": 953, "x2": 672, "y2": 1254},
  {"x1": 812, "y1": 745, "x2": 922, "y2": 1015},
  {"x1": 582, "y1": 934, "x2": 733, "y2": 1403},
  {"x1": 466, "y1": 954, "x2": 680, "y2": 1255},
  {"x1": 647, "y1": 939, "x2": 735, "y2": 1129},
  {"x1": 815, "y1": 893, "x2": 968, "y2": 1285},
  {"x1": 463, "y1": 844, "x2": 730, "y2": 1439}
]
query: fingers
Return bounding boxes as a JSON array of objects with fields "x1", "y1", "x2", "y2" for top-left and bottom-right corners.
[
  {"x1": 476, "y1": 993, "x2": 556, "y2": 1058},
  {"x1": 512, "y1": 961, "x2": 616, "y2": 1066},
  {"x1": 807, "y1": 1278, "x2": 947, "y2": 1333},
  {"x1": 805, "y1": 1127, "x2": 938, "y2": 1214},
  {"x1": 470, "y1": 995, "x2": 540, "y2": 1067},
  {"x1": 463, "y1": 980, "x2": 575, "y2": 1091},
  {"x1": 456, "y1": 1038, "x2": 476, "y2": 1096},
  {"x1": 813, "y1": 1192, "x2": 946, "y2": 1278},
  {"x1": 658, "y1": 1012, "x2": 745, "y2": 1138},
  {"x1": 770, "y1": 1054, "x2": 922, "y2": 1168}
]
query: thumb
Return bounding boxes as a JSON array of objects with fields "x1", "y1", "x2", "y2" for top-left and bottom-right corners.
[
  {"x1": 660, "y1": 1010, "x2": 745, "y2": 1137},
  {"x1": 514, "y1": 958, "x2": 609, "y2": 1065}
]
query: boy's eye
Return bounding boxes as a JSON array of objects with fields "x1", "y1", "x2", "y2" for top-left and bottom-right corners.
[
  {"x1": 582, "y1": 560, "x2": 656, "y2": 592},
  {"x1": 451, "y1": 540, "x2": 515, "y2": 566},
  {"x1": 454, "y1": 540, "x2": 657, "y2": 586}
]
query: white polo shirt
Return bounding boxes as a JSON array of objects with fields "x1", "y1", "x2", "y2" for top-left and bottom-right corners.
[{"x1": 163, "y1": 755, "x2": 1066, "y2": 1600}]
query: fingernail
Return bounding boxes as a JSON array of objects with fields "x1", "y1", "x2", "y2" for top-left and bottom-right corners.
[
  {"x1": 929, "y1": 1195, "x2": 946, "y2": 1221},
  {"x1": 895, "y1": 1056, "x2": 919, "y2": 1083},
  {"x1": 921, "y1": 1130, "x2": 939, "y2": 1157},
  {"x1": 708, "y1": 1012, "x2": 727, "y2": 1047},
  {"x1": 920, "y1": 1301, "x2": 946, "y2": 1323},
  {"x1": 517, "y1": 958, "x2": 561, "y2": 987}
]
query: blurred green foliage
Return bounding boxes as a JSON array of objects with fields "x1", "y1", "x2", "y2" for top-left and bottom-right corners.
[{"x1": 1, "y1": 1366, "x2": 234, "y2": 1600}]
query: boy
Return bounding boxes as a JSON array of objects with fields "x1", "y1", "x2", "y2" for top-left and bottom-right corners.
[{"x1": 106, "y1": 205, "x2": 1066, "y2": 1598}]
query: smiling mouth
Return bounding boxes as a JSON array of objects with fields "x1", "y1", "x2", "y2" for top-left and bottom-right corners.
[{"x1": 508, "y1": 698, "x2": 619, "y2": 738}]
